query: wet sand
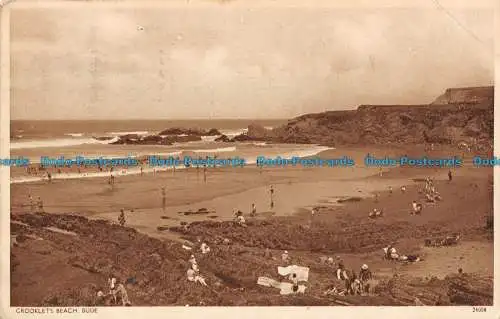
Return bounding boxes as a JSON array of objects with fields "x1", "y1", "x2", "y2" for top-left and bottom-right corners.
[{"x1": 11, "y1": 146, "x2": 489, "y2": 238}]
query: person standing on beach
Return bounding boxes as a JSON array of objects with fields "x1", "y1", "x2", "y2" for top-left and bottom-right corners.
[
  {"x1": 28, "y1": 194, "x2": 34, "y2": 213},
  {"x1": 291, "y1": 273, "x2": 299, "y2": 293},
  {"x1": 251, "y1": 203, "x2": 257, "y2": 217},
  {"x1": 203, "y1": 165, "x2": 207, "y2": 183},
  {"x1": 37, "y1": 197, "x2": 44, "y2": 213},
  {"x1": 47, "y1": 172, "x2": 52, "y2": 183},
  {"x1": 140, "y1": 166, "x2": 143, "y2": 176},
  {"x1": 311, "y1": 207, "x2": 317, "y2": 217},
  {"x1": 161, "y1": 187, "x2": 167, "y2": 213},
  {"x1": 448, "y1": 170, "x2": 452, "y2": 182},
  {"x1": 269, "y1": 185, "x2": 275, "y2": 209},
  {"x1": 335, "y1": 256, "x2": 345, "y2": 280}
]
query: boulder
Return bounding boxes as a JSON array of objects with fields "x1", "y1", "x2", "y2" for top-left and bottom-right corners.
[
  {"x1": 215, "y1": 134, "x2": 231, "y2": 142},
  {"x1": 206, "y1": 128, "x2": 222, "y2": 136}
]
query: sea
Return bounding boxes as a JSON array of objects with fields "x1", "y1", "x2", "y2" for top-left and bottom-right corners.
[{"x1": 9, "y1": 119, "x2": 333, "y2": 183}]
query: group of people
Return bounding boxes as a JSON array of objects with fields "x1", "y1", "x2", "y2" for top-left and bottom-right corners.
[
  {"x1": 186, "y1": 241, "x2": 212, "y2": 286},
  {"x1": 369, "y1": 185, "x2": 409, "y2": 218},
  {"x1": 383, "y1": 243, "x2": 421, "y2": 263},
  {"x1": 325, "y1": 256, "x2": 374, "y2": 295},
  {"x1": 411, "y1": 174, "x2": 449, "y2": 215},
  {"x1": 233, "y1": 202, "x2": 259, "y2": 226},
  {"x1": 423, "y1": 177, "x2": 442, "y2": 203},
  {"x1": 96, "y1": 276, "x2": 132, "y2": 306},
  {"x1": 233, "y1": 209, "x2": 247, "y2": 226}
]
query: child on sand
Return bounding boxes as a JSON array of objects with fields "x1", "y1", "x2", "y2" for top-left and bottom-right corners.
[
  {"x1": 118, "y1": 209, "x2": 126, "y2": 226},
  {"x1": 282, "y1": 250, "x2": 290, "y2": 264}
]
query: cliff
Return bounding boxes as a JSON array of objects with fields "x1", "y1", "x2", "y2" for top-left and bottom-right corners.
[
  {"x1": 431, "y1": 86, "x2": 493, "y2": 105},
  {"x1": 243, "y1": 86, "x2": 494, "y2": 147}
]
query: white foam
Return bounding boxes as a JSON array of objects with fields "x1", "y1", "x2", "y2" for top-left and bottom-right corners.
[
  {"x1": 10, "y1": 164, "x2": 186, "y2": 184},
  {"x1": 201, "y1": 135, "x2": 218, "y2": 142},
  {"x1": 153, "y1": 151, "x2": 183, "y2": 157},
  {"x1": 192, "y1": 146, "x2": 236, "y2": 154},
  {"x1": 65, "y1": 133, "x2": 84, "y2": 137},
  {"x1": 9, "y1": 145, "x2": 332, "y2": 184},
  {"x1": 219, "y1": 128, "x2": 247, "y2": 137}
]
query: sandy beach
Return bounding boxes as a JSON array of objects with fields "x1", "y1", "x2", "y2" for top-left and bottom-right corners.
[
  {"x1": 11, "y1": 145, "x2": 472, "y2": 235},
  {"x1": 10, "y1": 144, "x2": 494, "y2": 306}
]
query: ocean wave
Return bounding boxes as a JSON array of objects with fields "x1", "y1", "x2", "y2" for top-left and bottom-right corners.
[
  {"x1": 10, "y1": 165, "x2": 186, "y2": 184},
  {"x1": 201, "y1": 135, "x2": 218, "y2": 142},
  {"x1": 153, "y1": 151, "x2": 183, "y2": 157},
  {"x1": 219, "y1": 128, "x2": 247, "y2": 137},
  {"x1": 10, "y1": 137, "x2": 119, "y2": 150},
  {"x1": 10, "y1": 145, "x2": 332, "y2": 184},
  {"x1": 65, "y1": 133, "x2": 84, "y2": 137},
  {"x1": 192, "y1": 146, "x2": 237, "y2": 154}
]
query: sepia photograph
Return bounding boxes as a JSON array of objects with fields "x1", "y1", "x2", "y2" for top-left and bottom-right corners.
[{"x1": 3, "y1": 0, "x2": 496, "y2": 313}]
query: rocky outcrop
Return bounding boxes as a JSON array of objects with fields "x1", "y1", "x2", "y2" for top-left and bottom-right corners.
[
  {"x1": 110, "y1": 134, "x2": 201, "y2": 145},
  {"x1": 110, "y1": 127, "x2": 222, "y2": 145},
  {"x1": 215, "y1": 134, "x2": 232, "y2": 142},
  {"x1": 93, "y1": 136, "x2": 115, "y2": 141},
  {"x1": 12, "y1": 213, "x2": 493, "y2": 307},
  {"x1": 206, "y1": 128, "x2": 223, "y2": 136},
  {"x1": 375, "y1": 273, "x2": 493, "y2": 306},
  {"x1": 256, "y1": 86, "x2": 494, "y2": 147},
  {"x1": 432, "y1": 86, "x2": 493, "y2": 105},
  {"x1": 158, "y1": 127, "x2": 221, "y2": 136},
  {"x1": 230, "y1": 124, "x2": 271, "y2": 142}
]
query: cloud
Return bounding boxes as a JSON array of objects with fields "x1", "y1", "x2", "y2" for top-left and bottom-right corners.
[{"x1": 9, "y1": 4, "x2": 494, "y2": 119}]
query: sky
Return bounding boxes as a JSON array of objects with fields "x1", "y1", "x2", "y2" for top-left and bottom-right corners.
[{"x1": 8, "y1": 0, "x2": 495, "y2": 120}]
